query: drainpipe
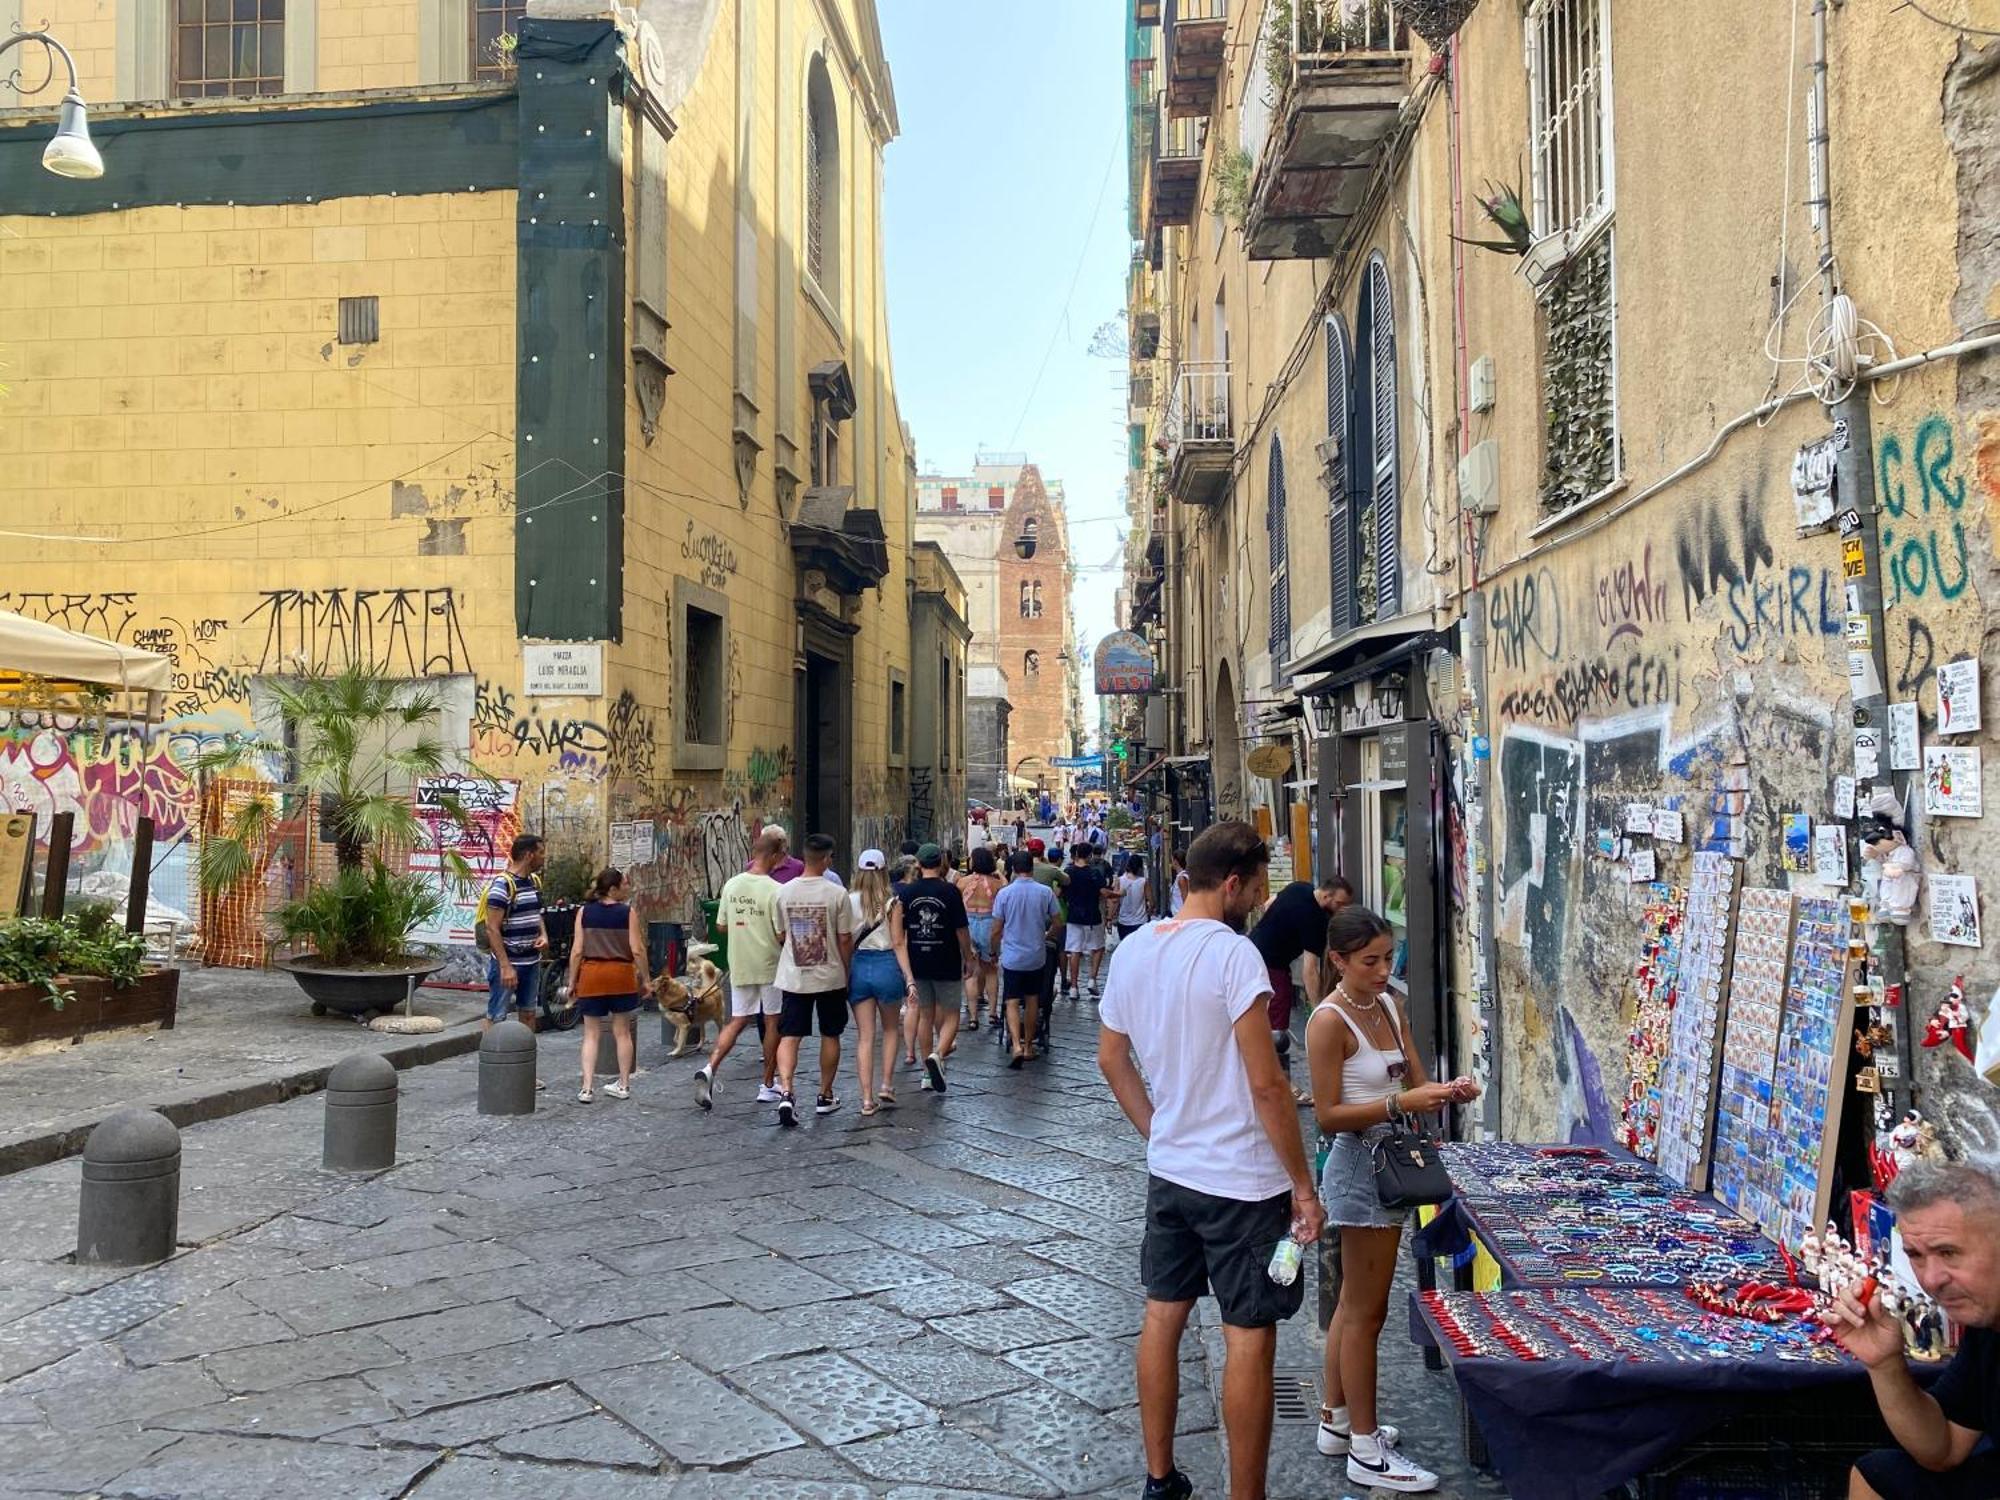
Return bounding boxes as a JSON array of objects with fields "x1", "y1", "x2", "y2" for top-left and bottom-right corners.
[{"x1": 1806, "y1": 0, "x2": 1840, "y2": 298}]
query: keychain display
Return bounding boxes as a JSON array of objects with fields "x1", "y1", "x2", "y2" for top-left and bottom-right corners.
[
  {"x1": 1656, "y1": 853, "x2": 1740, "y2": 1188},
  {"x1": 1617, "y1": 886, "x2": 1687, "y2": 1160},
  {"x1": 1420, "y1": 1287, "x2": 1850, "y2": 1366}
]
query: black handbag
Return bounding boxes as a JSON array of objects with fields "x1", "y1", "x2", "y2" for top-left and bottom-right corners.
[{"x1": 1371, "y1": 1109, "x2": 1453, "y2": 1209}]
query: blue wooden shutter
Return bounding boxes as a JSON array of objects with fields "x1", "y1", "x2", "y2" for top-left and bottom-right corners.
[
  {"x1": 1368, "y1": 257, "x2": 1401, "y2": 619},
  {"x1": 1325, "y1": 315, "x2": 1355, "y2": 634},
  {"x1": 1267, "y1": 437, "x2": 1290, "y2": 667}
]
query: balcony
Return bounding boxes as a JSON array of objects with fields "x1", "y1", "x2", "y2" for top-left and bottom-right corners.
[
  {"x1": 1243, "y1": 0, "x2": 1411, "y2": 261},
  {"x1": 1147, "y1": 101, "x2": 1206, "y2": 243},
  {"x1": 1164, "y1": 0, "x2": 1227, "y2": 118},
  {"x1": 1135, "y1": 0, "x2": 1162, "y2": 23},
  {"x1": 1162, "y1": 360, "x2": 1232, "y2": 506}
]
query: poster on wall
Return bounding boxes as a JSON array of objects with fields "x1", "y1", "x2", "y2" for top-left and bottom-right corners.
[
  {"x1": 1834, "y1": 776, "x2": 1857, "y2": 820},
  {"x1": 410, "y1": 775, "x2": 523, "y2": 946},
  {"x1": 1782, "y1": 813, "x2": 1812, "y2": 872},
  {"x1": 1888, "y1": 703, "x2": 1922, "y2": 771},
  {"x1": 1930, "y1": 874, "x2": 1983, "y2": 949},
  {"x1": 1938, "y1": 659, "x2": 1982, "y2": 736},
  {"x1": 1812, "y1": 826, "x2": 1849, "y2": 887},
  {"x1": 1924, "y1": 746, "x2": 1983, "y2": 818},
  {"x1": 1855, "y1": 726, "x2": 1883, "y2": 780}
]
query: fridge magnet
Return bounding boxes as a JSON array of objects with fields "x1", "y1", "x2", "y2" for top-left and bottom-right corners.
[
  {"x1": 1628, "y1": 847, "x2": 1658, "y2": 884},
  {"x1": 1625, "y1": 803, "x2": 1655, "y2": 836},
  {"x1": 1834, "y1": 776, "x2": 1857, "y2": 820},
  {"x1": 1938, "y1": 658, "x2": 1982, "y2": 736},
  {"x1": 1652, "y1": 808, "x2": 1685, "y2": 844},
  {"x1": 1888, "y1": 702, "x2": 1921, "y2": 772},
  {"x1": 1924, "y1": 745, "x2": 1983, "y2": 818},
  {"x1": 1812, "y1": 825, "x2": 1849, "y2": 887},
  {"x1": 1782, "y1": 812, "x2": 1812, "y2": 872},
  {"x1": 1929, "y1": 874, "x2": 1983, "y2": 949}
]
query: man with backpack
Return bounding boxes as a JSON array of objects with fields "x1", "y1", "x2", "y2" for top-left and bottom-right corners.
[{"x1": 482, "y1": 834, "x2": 550, "y2": 1035}]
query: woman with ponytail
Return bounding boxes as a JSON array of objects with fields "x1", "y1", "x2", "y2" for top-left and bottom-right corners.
[{"x1": 565, "y1": 867, "x2": 649, "y2": 1103}]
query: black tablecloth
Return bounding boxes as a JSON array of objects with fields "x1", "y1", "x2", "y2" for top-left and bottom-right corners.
[{"x1": 1408, "y1": 1292, "x2": 1878, "y2": 1500}]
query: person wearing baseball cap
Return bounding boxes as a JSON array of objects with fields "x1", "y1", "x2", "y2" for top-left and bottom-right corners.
[{"x1": 898, "y1": 843, "x2": 973, "y2": 1093}]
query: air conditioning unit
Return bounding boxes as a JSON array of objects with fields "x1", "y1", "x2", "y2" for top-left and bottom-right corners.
[{"x1": 1458, "y1": 439, "x2": 1500, "y2": 516}]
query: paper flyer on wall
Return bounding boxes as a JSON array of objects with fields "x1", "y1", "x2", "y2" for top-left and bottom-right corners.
[
  {"x1": 1924, "y1": 745, "x2": 1983, "y2": 819},
  {"x1": 1812, "y1": 826, "x2": 1849, "y2": 886},
  {"x1": 1888, "y1": 702, "x2": 1921, "y2": 771},
  {"x1": 1930, "y1": 874, "x2": 1982, "y2": 949},
  {"x1": 1938, "y1": 659, "x2": 1982, "y2": 736}
]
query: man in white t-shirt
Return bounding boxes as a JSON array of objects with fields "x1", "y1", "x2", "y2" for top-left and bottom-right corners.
[
  {"x1": 696, "y1": 828, "x2": 787, "y2": 1111},
  {"x1": 771, "y1": 833, "x2": 856, "y2": 1128},
  {"x1": 1098, "y1": 820, "x2": 1324, "y2": 1500}
]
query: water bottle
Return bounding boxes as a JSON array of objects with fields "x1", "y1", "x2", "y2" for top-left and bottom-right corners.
[{"x1": 1267, "y1": 1234, "x2": 1303, "y2": 1286}]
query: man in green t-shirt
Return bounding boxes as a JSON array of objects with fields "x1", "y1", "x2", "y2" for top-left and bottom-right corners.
[{"x1": 695, "y1": 829, "x2": 786, "y2": 1111}]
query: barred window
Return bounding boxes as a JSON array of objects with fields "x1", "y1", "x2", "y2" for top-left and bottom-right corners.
[
  {"x1": 471, "y1": 0, "x2": 526, "y2": 83},
  {"x1": 175, "y1": 0, "x2": 284, "y2": 98},
  {"x1": 1526, "y1": 0, "x2": 1612, "y2": 242},
  {"x1": 805, "y1": 57, "x2": 840, "y2": 294}
]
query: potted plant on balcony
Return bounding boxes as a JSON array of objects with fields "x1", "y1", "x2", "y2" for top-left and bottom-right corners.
[{"x1": 196, "y1": 666, "x2": 480, "y2": 1018}]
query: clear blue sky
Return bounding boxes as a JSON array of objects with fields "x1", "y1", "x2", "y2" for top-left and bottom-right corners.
[{"x1": 878, "y1": 0, "x2": 1131, "y2": 747}]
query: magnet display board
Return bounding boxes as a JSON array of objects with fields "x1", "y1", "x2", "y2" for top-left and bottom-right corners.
[
  {"x1": 1655, "y1": 853, "x2": 1742, "y2": 1189},
  {"x1": 1768, "y1": 896, "x2": 1857, "y2": 1251},
  {"x1": 1710, "y1": 887, "x2": 1795, "y2": 1229}
]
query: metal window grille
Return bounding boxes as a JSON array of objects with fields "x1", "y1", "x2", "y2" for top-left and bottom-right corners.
[
  {"x1": 174, "y1": 0, "x2": 285, "y2": 98},
  {"x1": 471, "y1": 0, "x2": 525, "y2": 82},
  {"x1": 805, "y1": 69, "x2": 835, "y2": 290},
  {"x1": 1539, "y1": 229, "x2": 1620, "y2": 510},
  {"x1": 1325, "y1": 315, "x2": 1356, "y2": 633},
  {"x1": 1367, "y1": 257, "x2": 1400, "y2": 620},
  {"x1": 337, "y1": 296, "x2": 379, "y2": 346},
  {"x1": 1266, "y1": 436, "x2": 1290, "y2": 666},
  {"x1": 1526, "y1": 0, "x2": 1612, "y2": 242},
  {"x1": 683, "y1": 606, "x2": 724, "y2": 747}
]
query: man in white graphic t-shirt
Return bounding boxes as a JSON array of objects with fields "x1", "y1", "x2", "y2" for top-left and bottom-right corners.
[{"x1": 1098, "y1": 820, "x2": 1324, "y2": 1500}]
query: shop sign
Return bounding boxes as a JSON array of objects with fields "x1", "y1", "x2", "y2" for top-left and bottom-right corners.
[
  {"x1": 1381, "y1": 733, "x2": 1409, "y2": 782},
  {"x1": 523, "y1": 641, "x2": 604, "y2": 697},
  {"x1": 1093, "y1": 631, "x2": 1155, "y2": 696},
  {"x1": 1340, "y1": 680, "x2": 1407, "y2": 733}
]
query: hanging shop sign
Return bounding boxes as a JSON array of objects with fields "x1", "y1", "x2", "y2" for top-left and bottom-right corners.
[
  {"x1": 1093, "y1": 631, "x2": 1156, "y2": 696},
  {"x1": 1246, "y1": 743, "x2": 1294, "y2": 779}
]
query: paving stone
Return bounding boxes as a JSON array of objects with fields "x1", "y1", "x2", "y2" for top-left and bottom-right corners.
[
  {"x1": 1003, "y1": 1272, "x2": 1147, "y2": 1338},
  {"x1": 944, "y1": 1245, "x2": 1059, "y2": 1286},
  {"x1": 151, "y1": 1374, "x2": 396, "y2": 1440},
  {"x1": 0, "y1": 1284, "x2": 67, "y2": 1329},
  {"x1": 1012, "y1": 1199, "x2": 1145, "y2": 1244},
  {"x1": 364, "y1": 1384, "x2": 594, "y2": 1449},
  {"x1": 299, "y1": 1184, "x2": 453, "y2": 1228},
  {"x1": 954, "y1": 1390, "x2": 1149, "y2": 1494},
  {"x1": 295, "y1": 1215, "x2": 467, "y2": 1270},
  {"x1": 30, "y1": 1357, "x2": 225, "y2": 1427},
  {"x1": 517, "y1": 1274, "x2": 729, "y2": 1331},
  {"x1": 732, "y1": 1352, "x2": 934, "y2": 1446},
  {"x1": 1021, "y1": 1173, "x2": 1150, "y2": 1221},
  {"x1": 948, "y1": 1210, "x2": 1060, "y2": 1244},
  {"x1": 629, "y1": 1304, "x2": 822, "y2": 1371},
  {"x1": 235, "y1": 1269, "x2": 463, "y2": 1336},
  {"x1": 576, "y1": 1360, "x2": 803, "y2": 1467},
  {"x1": 802, "y1": 1247, "x2": 951, "y2": 1295},
  {"x1": 840, "y1": 1423, "x2": 1060, "y2": 1495},
  {"x1": 666, "y1": 1476, "x2": 869, "y2": 1500},
  {"x1": 929, "y1": 1305, "x2": 1086, "y2": 1354},
  {"x1": 952, "y1": 1152, "x2": 1098, "y2": 1189},
  {"x1": 686, "y1": 1254, "x2": 852, "y2": 1310},
  {"x1": 342, "y1": 1237, "x2": 526, "y2": 1289},
  {"x1": 783, "y1": 1297, "x2": 924, "y2": 1349},
  {"x1": 1004, "y1": 1337, "x2": 1138, "y2": 1411},
  {"x1": 738, "y1": 1219, "x2": 880, "y2": 1257},
  {"x1": 0, "y1": 1422, "x2": 181, "y2": 1493},
  {"x1": 371, "y1": 1300, "x2": 559, "y2": 1359},
  {"x1": 868, "y1": 1180, "x2": 993, "y2": 1216},
  {"x1": 873, "y1": 1275, "x2": 1013, "y2": 1319},
  {"x1": 485, "y1": 1412, "x2": 664, "y2": 1469},
  {"x1": 852, "y1": 1335, "x2": 1036, "y2": 1405},
  {"x1": 1023, "y1": 1237, "x2": 1135, "y2": 1284},
  {"x1": 773, "y1": 1187, "x2": 910, "y2": 1224},
  {"x1": 406, "y1": 1452, "x2": 666, "y2": 1496},
  {"x1": 862, "y1": 1212, "x2": 990, "y2": 1253},
  {"x1": 99, "y1": 1432, "x2": 437, "y2": 1500},
  {"x1": 4, "y1": 1277, "x2": 179, "y2": 1348},
  {"x1": 117, "y1": 1290, "x2": 295, "y2": 1368},
  {"x1": 362, "y1": 1323, "x2": 664, "y2": 1414},
  {"x1": 206, "y1": 1327, "x2": 399, "y2": 1394},
  {"x1": 591, "y1": 1233, "x2": 764, "y2": 1277}
]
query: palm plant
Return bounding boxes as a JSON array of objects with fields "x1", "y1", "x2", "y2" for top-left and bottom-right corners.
[{"x1": 194, "y1": 665, "x2": 481, "y2": 966}]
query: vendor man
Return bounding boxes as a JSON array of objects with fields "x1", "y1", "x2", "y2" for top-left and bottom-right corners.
[{"x1": 1831, "y1": 1160, "x2": 2000, "y2": 1498}]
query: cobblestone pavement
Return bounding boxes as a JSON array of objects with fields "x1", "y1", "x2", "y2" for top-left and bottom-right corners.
[
  {"x1": 0, "y1": 989, "x2": 1506, "y2": 1499},
  {"x1": 0, "y1": 967, "x2": 484, "y2": 1175}
]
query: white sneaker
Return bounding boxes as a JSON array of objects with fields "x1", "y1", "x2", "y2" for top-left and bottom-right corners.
[
  {"x1": 603, "y1": 1081, "x2": 631, "y2": 1101},
  {"x1": 756, "y1": 1083, "x2": 784, "y2": 1103},
  {"x1": 1318, "y1": 1419, "x2": 1400, "y2": 1456},
  {"x1": 1347, "y1": 1437, "x2": 1436, "y2": 1493},
  {"x1": 694, "y1": 1068, "x2": 713, "y2": 1112}
]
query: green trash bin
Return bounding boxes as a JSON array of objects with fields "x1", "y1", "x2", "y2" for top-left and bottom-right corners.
[{"x1": 699, "y1": 899, "x2": 729, "y2": 973}]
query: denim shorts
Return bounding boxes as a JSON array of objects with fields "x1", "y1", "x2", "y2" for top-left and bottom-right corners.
[
  {"x1": 967, "y1": 914, "x2": 996, "y2": 963},
  {"x1": 486, "y1": 957, "x2": 540, "y2": 1022},
  {"x1": 849, "y1": 949, "x2": 906, "y2": 1006},
  {"x1": 1321, "y1": 1126, "x2": 1409, "y2": 1230}
]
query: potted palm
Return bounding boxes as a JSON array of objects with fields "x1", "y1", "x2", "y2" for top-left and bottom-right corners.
[{"x1": 195, "y1": 666, "x2": 479, "y2": 1017}]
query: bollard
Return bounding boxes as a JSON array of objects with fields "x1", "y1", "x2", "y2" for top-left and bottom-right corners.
[
  {"x1": 323, "y1": 1053, "x2": 399, "y2": 1172},
  {"x1": 479, "y1": 1018, "x2": 537, "y2": 1115},
  {"x1": 77, "y1": 1108, "x2": 181, "y2": 1267}
]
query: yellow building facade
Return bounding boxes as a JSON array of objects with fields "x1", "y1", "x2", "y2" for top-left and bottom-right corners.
[{"x1": 0, "y1": 0, "x2": 943, "y2": 960}]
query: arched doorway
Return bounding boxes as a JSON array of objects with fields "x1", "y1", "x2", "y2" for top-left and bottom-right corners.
[{"x1": 1213, "y1": 659, "x2": 1245, "y2": 823}]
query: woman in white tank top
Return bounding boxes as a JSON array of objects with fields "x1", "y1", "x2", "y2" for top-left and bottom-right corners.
[{"x1": 1303, "y1": 907, "x2": 1480, "y2": 1494}]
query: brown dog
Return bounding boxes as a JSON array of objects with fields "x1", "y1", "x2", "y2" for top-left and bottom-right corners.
[{"x1": 655, "y1": 959, "x2": 725, "y2": 1059}]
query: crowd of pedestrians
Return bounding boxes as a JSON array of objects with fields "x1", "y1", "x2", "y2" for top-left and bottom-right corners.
[{"x1": 483, "y1": 806, "x2": 1467, "y2": 1496}]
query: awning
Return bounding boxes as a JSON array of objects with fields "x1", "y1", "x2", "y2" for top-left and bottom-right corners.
[
  {"x1": 1127, "y1": 752, "x2": 1210, "y2": 788},
  {"x1": 1281, "y1": 611, "x2": 1439, "y2": 683},
  {"x1": 0, "y1": 609, "x2": 172, "y2": 724},
  {"x1": 1286, "y1": 616, "x2": 1454, "y2": 697}
]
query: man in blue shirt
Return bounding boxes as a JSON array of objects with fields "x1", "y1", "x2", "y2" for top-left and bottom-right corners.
[
  {"x1": 990, "y1": 848, "x2": 1062, "y2": 1069},
  {"x1": 483, "y1": 834, "x2": 549, "y2": 1031}
]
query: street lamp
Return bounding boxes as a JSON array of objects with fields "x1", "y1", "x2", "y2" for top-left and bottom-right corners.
[{"x1": 1, "y1": 30, "x2": 104, "y2": 180}]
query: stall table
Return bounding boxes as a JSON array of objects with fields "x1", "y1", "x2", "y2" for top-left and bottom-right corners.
[{"x1": 1408, "y1": 1287, "x2": 1890, "y2": 1500}]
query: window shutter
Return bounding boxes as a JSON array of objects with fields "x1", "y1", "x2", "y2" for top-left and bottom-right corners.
[
  {"x1": 1325, "y1": 317, "x2": 1355, "y2": 634},
  {"x1": 1368, "y1": 258, "x2": 1400, "y2": 619},
  {"x1": 1267, "y1": 438, "x2": 1290, "y2": 667}
]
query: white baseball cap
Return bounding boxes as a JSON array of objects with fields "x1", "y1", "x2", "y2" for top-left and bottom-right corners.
[{"x1": 857, "y1": 848, "x2": 886, "y2": 871}]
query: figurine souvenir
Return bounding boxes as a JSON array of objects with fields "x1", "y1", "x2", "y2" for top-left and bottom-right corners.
[
  {"x1": 1923, "y1": 978, "x2": 1976, "y2": 1062},
  {"x1": 1858, "y1": 811, "x2": 1920, "y2": 925}
]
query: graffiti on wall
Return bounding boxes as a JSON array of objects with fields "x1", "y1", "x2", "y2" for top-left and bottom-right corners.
[
  {"x1": 409, "y1": 774, "x2": 521, "y2": 946},
  {"x1": 1497, "y1": 647, "x2": 1684, "y2": 728},
  {"x1": 1674, "y1": 490, "x2": 1841, "y2": 651},
  {"x1": 1487, "y1": 568, "x2": 1565, "y2": 672},
  {"x1": 908, "y1": 768, "x2": 936, "y2": 843},
  {"x1": 244, "y1": 586, "x2": 472, "y2": 675},
  {"x1": 1878, "y1": 413, "x2": 1974, "y2": 606},
  {"x1": 604, "y1": 690, "x2": 655, "y2": 788},
  {"x1": 1497, "y1": 728, "x2": 1583, "y2": 998}
]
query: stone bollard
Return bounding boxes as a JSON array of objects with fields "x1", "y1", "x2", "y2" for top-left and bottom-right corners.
[
  {"x1": 77, "y1": 1108, "x2": 181, "y2": 1267},
  {"x1": 479, "y1": 1018, "x2": 537, "y2": 1116},
  {"x1": 323, "y1": 1053, "x2": 399, "y2": 1172}
]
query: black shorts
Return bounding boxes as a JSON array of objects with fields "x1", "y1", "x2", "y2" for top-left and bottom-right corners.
[
  {"x1": 1857, "y1": 1444, "x2": 2000, "y2": 1499},
  {"x1": 1117, "y1": 922, "x2": 1142, "y2": 941},
  {"x1": 778, "y1": 988, "x2": 849, "y2": 1039},
  {"x1": 1001, "y1": 967, "x2": 1043, "y2": 1002},
  {"x1": 576, "y1": 993, "x2": 639, "y2": 1019},
  {"x1": 1141, "y1": 1174, "x2": 1303, "y2": 1329}
]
